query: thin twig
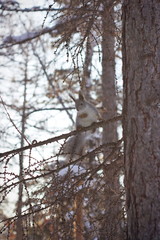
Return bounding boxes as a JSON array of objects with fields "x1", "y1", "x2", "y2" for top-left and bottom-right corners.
[{"x1": 0, "y1": 96, "x2": 30, "y2": 145}]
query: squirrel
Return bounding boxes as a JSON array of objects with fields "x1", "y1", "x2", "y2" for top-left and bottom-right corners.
[
  {"x1": 62, "y1": 91, "x2": 101, "y2": 161},
  {"x1": 69, "y1": 91, "x2": 101, "y2": 129}
]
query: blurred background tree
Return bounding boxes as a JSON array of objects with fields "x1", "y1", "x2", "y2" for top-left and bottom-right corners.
[{"x1": 0, "y1": 0, "x2": 124, "y2": 239}]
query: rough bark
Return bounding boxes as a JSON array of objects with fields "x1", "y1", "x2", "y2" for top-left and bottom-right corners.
[{"x1": 122, "y1": 1, "x2": 160, "y2": 239}]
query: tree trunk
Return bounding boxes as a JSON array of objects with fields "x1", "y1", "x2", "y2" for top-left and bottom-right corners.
[
  {"x1": 102, "y1": 6, "x2": 117, "y2": 142},
  {"x1": 73, "y1": 191, "x2": 84, "y2": 240},
  {"x1": 16, "y1": 63, "x2": 28, "y2": 240},
  {"x1": 122, "y1": 1, "x2": 160, "y2": 239},
  {"x1": 101, "y1": 4, "x2": 123, "y2": 240},
  {"x1": 81, "y1": 36, "x2": 93, "y2": 96}
]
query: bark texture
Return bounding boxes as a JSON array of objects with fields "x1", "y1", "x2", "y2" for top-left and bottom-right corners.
[
  {"x1": 102, "y1": 6, "x2": 117, "y2": 142},
  {"x1": 101, "y1": 4, "x2": 123, "y2": 240},
  {"x1": 122, "y1": 1, "x2": 160, "y2": 239}
]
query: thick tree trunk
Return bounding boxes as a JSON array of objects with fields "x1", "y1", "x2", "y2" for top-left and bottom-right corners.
[{"x1": 122, "y1": 1, "x2": 160, "y2": 239}]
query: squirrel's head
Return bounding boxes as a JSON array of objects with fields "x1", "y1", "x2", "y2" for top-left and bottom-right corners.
[{"x1": 69, "y1": 91, "x2": 87, "y2": 111}]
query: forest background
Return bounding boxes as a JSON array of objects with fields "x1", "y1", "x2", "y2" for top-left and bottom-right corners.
[{"x1": 0, "y1": 0, "x2": 159, "y2": 240}]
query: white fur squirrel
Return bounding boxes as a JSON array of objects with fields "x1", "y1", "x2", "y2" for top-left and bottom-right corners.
[{"x1": 70, "y1": 91, "x2": 101, "y2": 128}]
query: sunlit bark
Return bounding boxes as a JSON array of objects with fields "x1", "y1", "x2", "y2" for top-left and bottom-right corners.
[{"x1": 123, "y1": 0, "x2": 160, "y2": 239}]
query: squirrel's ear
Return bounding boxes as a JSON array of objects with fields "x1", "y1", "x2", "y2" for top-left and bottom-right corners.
[
  {"x1": 69, "y1": 93, "x2": 76, "y2": 102},
  {"x1": 79, "y1": 91, "x2": 85, "y2": 100}
]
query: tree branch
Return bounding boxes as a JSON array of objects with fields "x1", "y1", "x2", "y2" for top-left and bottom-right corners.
[
  {"x1": 0, "y1": 137, "x2": 123, "y2": 195},
  {"x1": 0, "y1": 115, "x2": 122, "y2": 158}
]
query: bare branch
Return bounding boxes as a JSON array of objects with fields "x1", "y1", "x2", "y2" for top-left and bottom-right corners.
[
  {"x1": 0, "y1": 115, "x2": 122, "y2": 158},
  {"x1": 0, "y1": 138, "x2": 123, "y2": 195}
]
